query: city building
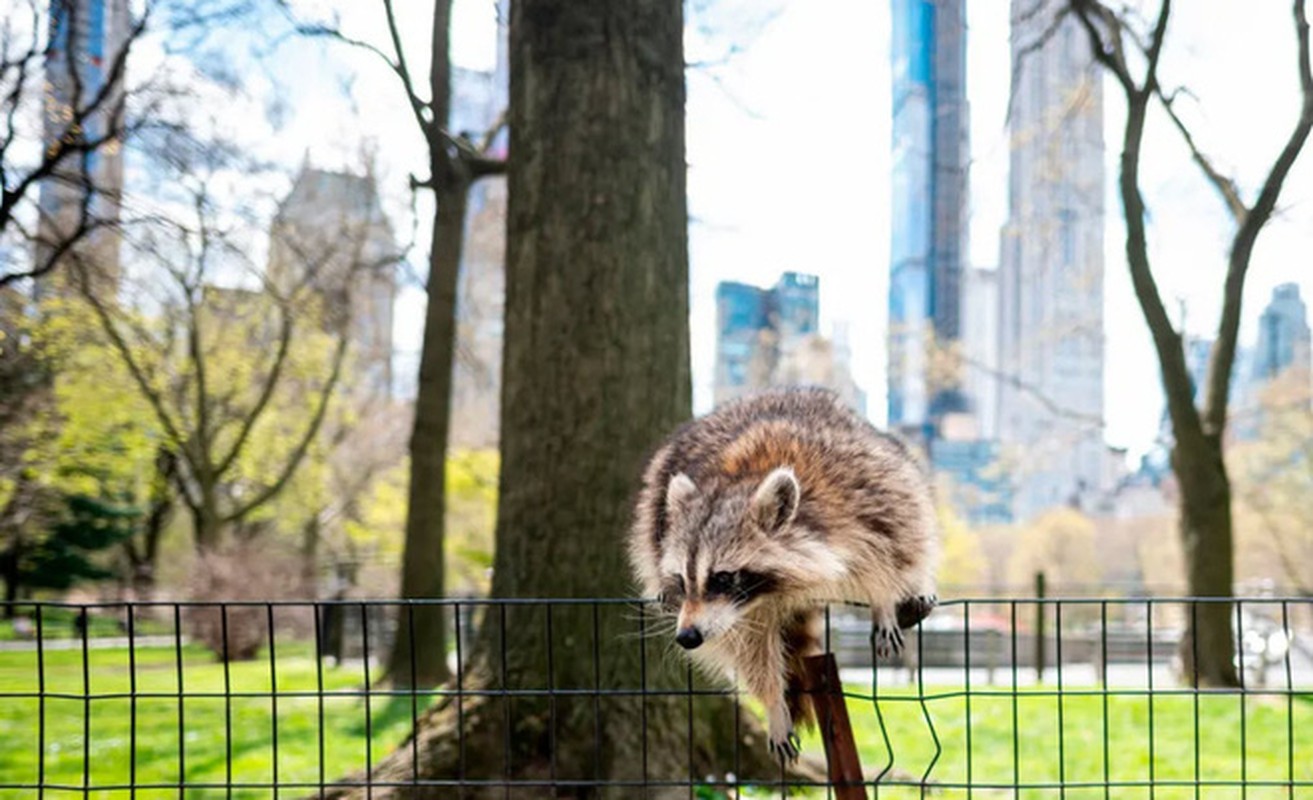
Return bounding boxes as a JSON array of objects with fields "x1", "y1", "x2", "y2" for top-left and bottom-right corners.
[
  {"x1": 268, "y1": 167, "x2": 398, "y2": 400},
  {"x1": 715, "y1": 273, "x2": 818, "y2": 403},
  {"x1": 713, "y1": 273, "x2": 864, "y2": 412},
  {"x1": 931, "y1": 433, "x2": 1013, "y2": 526},
  {"x1": 1252, "y1": 283, "x2": 1311, "y2": 383},
  {"x1": 961, "y1": 266, "x2": 1000, "y2": 439},
  {"x1": 889, "y1": 0, "x2": 969, "y2": 442},
  {"x1": 996, "y1": 0, "x2": 1107, "y2": 520},
  {"x1": 36, "y1": 0, "x2": 132, "y2": 295}
]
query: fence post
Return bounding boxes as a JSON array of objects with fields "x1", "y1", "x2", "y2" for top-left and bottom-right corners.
[
  {"x1": 803, "y1": 653, "x2": 867, "y2": 800},
  {"x1": 1035, "y1": 571, "x2": 1046, "y2": 683}
]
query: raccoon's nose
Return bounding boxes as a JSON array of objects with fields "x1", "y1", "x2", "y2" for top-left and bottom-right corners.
[{"x1": 675, "y1": 627, "x2": 703, "y2": 650}]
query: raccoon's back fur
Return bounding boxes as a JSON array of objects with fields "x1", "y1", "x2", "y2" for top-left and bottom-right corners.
[
  {"x1": 630, "y1": 387, "x2": 938, "y2": 606},
  {"x1": 627, "y1": 387, "x2": 939, "y2": 759}
]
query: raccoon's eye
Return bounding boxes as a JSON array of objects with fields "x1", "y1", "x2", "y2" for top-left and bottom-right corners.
[
  {"x1": 658, "y1": 576, "x2": 685, "y2": 610},
  {"x1": 706, "y1": 571, "x2": 737, "y2": 596}
]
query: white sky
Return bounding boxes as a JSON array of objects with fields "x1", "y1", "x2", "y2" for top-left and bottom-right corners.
[{"x1": 281, "y1": 0, "x2": 1313, "y2": 462}]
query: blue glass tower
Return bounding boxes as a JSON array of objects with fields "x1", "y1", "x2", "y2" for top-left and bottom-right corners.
[
  {"x1": 889, "y1": 0, "x2": 968, "y2": 440},
  {"x1": 714, "y1": 273, "x2": 820, "y2": 403}
]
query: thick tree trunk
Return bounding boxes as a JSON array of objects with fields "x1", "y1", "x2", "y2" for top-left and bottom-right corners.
[
  {"x1": 388, "y1": 183, "x2": 468, "y2": 688},
  {"x1": 191, "y1": 499, "x2": 222, "y2": 553},
  {"x1": 1172, "y1": 432, "x2": 1239, "y2": 687},
  {"x1": 320, "y1": 2, "x2": 817, "y2": 797}
]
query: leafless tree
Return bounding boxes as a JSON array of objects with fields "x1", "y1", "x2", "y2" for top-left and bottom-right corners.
[
  {"x1": 73, "y1": 136, "x2": 391, "y2": 551},
  {"x1": 299, "y1": 0, "x2": 506, "y2": 689},
  {"x1": 0, "y1": 0, "x2": 150, "y2": 288},
  {"x1": 1064, "y1": 0, "x2": 1313, "y2": 686}
]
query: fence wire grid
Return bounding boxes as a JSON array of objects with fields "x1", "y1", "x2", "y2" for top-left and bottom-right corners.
[{"x1": 0, "y1": 597, "x2": 1310, "y2": 799}]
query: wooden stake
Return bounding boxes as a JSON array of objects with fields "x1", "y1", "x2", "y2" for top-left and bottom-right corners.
[{"x1": 802, "y1": 653, "x2": 868, "y2": 800}]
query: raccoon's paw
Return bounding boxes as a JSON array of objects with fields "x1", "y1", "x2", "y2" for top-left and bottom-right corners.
[
  {"x1": 896, "y1": 594, "x2": 938, "y2": 630},
  {"x1": 766, "y1": 706, "x2": 800, "y2": 762},
  {"x1": 767, "y1": 730, "x2": 801, "y2": 762},
  {"x1": 872, "y1": 623, "x2": 905, "y2": 660}
]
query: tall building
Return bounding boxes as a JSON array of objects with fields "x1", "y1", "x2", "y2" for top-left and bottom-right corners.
[
  {"x1": 714, "y1": 273, "x2": 863, "y2": 410},
  {"x1": 997, "y1": 0, "x2": 1106, "y2": 519},
  {"x1": 36, "y1": 0, "x2": 132, "y2": 294},
  {"x1": 1252, "y1": 283, "x2": 1311, "y2": 383},
  {"x1": 962, "y1": 266, "x2": 1000, "y2": 438},
  {"x1": 269, "y1": 168, "x2": 397, "y2": 399},
  {"x1": 889, "y1": 0, "x2": 969, "y2": 442},
  {"x1": 715, "y1": 273, "x2": 819, "y2": 403}
]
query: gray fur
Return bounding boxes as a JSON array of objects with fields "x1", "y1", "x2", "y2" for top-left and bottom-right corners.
[{"x1": 627, "y1": 387, "x2": 939, "y2": 760}]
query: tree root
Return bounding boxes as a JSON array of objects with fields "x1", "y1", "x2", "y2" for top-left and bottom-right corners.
[{"x1": 317, "y1": 670, "x2": 827, "y2": 800}]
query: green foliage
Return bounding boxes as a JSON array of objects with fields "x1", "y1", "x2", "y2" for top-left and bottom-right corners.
[
  {"x1": 13, "y1": 494, "x2": 139, "y2": 590},
  {"x1": 0, "y1": 298, "x2": 166, "y2": 597},
  {"x1": 445, "y1": 448, "x2": 498, "y2": 594}
]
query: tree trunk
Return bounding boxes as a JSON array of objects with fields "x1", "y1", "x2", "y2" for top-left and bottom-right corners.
[
  {"x1": 300, "y1": 514, "x2": 320, "y2": 599},
  {"x1": 386, "y1": 180, "x2": 468, "y2": 689},
  {"x1": 1172, "y1": 432, "x2": 1238, "y2": 687},
  {"x1": 191, "y1": 499, "x2": 223, "y2": 553},
  {"x1": 320, "y1": 2, "x2": 816, "y2": 796},
  {"x1": 1, "y1": 537, "x2": 19, "y2": 618}
]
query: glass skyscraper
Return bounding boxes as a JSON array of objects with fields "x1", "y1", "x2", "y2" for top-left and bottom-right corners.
[{"x1": 889, "y1": 0, "x2": 968, "y2": 441}]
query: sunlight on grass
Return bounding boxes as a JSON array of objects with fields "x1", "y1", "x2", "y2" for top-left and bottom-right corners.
[
  {"x1": 0, "y1": 647, "x2": 1309, "y2": 799},
  {"x1": 0, "y1": 645, "x2": 434, "y2": 800}
]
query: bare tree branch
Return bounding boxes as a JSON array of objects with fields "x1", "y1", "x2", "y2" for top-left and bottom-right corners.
[
  {"x1": 224, "y1": 324, "x2": 350, "y2": 524},
  {"x1": 1155, "y1": 87, "x2": 1247, "y2": 221},
  {"x1": 0, "y1": 2, "x2": 152, "y2": 287},
  {"x1": 1202, "y1": 0, "x2": 1313, "y2": 437}
]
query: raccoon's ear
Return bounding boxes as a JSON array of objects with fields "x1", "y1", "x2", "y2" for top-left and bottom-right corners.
[
  {"x1": 751, "y1": 466, "x2": 800, "y2": 533},
  {"x1": 666, "y1": 473, "x2": 698, "y2": 515}
]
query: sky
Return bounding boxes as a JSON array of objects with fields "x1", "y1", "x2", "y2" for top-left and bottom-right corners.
[{"x1": 276, "y1": 0, "x2": 1313, "y2": 463}]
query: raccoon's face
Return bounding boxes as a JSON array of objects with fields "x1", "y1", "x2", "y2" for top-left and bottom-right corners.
[{"x1": 657, "y1": 467, "x2": 801, "y2": 650}]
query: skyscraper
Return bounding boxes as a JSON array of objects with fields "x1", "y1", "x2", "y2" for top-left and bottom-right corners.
[
  {"x1": 889, "y1": 0, "x2": 969, "y2": 442},
  {"x1": 714, "y1": 273, "x2": 820, "y2": 404},
  {"x1": 997, "y1": 0, "x2": 1106, "y2": 519},
  {"x1": 1252, "y1": 283, "x2": 1311, "y2": 382},
  {"x1": 36, "y1": 0, "x2": 131, "y2": 294},
  {"x1": 712, "y1": 272, "x2": 876, "y2": 411},
  {"x1": 268, "y1": 168, "x2": 398, "y2": 399}
]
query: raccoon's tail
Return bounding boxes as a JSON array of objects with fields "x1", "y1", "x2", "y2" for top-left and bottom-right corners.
[{"x1": 782, "y1": 608, "x2": 824, "y2": 732}]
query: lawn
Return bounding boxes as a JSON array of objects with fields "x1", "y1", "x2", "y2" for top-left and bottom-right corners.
[
  {"x1": 0, "y1": 645, "x2": 1309, "y2": 799},
  {"x1": 0, "y1": 643, "x2": 432, "y2": 800},
  {"x1": 834, "y1": 682, "x2": 1313, "y2": 800}
]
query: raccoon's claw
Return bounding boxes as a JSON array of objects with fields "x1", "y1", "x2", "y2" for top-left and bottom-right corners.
[
  {"x1": 768, "y1": 730, "x2": 801, "y2": 762},
  {"x1": 896, "y1": 594, "x2": 938, "y2": 630},
  {"x1": 873, "y1": 623, "x2": 905, "y2": 660}
]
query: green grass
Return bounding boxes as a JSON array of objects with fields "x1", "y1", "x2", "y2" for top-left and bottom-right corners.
[
  {"x1": 796, "y1": 683, "x2": 1313, "y2": 800},
  {"x1": 0, "y1": 644, "x2": 432, "y2": 799},
  {"x1": 0, "y1": 646, "x2": 1309, "y2": 799},
  {"x1": 0, "y1": 608, "x2": 172, "y2": 641}
]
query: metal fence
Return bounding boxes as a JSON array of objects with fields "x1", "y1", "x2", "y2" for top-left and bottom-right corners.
[{"x1": 0, "y1": 597, "x2": 1310, "y2": 798}]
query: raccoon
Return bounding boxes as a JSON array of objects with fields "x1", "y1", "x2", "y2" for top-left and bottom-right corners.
[{"x1": 628, "y1": 387, "x2": 939, "y2": 760}]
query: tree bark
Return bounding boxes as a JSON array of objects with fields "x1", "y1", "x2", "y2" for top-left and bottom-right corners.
[
  {"x1": 1172, "y1": 432, "x2": 1237, "y2": 686},
  {"x1": 320, "y1": 2, "x2": 816, "y2": 796},
  {"x1": 387, "y1": 181, "x2": 468, "y2": 688}
]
